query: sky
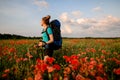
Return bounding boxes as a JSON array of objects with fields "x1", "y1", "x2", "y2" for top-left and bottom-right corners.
[{"x1": 0, "y1": 0, "x2": 120, "y2": 37}]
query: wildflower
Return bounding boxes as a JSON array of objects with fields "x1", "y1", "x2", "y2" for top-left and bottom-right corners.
[
  {"x1": 89, "y1": 70, "x2": 96, "y2": 76},
  {"x1": 77, "y1": 54, "x2": 81, "y2": 57},
  {"x1": 100, "y1": 55, "x2": 105, "y2": 59},
  {"x1": 2, "y1": 74, "x2": 8, "y2": 78},
  {"x1": 36, "y1": 63, "x2": 47, "y2": 73},
  {"x1": 88, "y1": 64, "x2": 94, "y2": 70},
  {"x1": 36, "y1": 58, "x2": 42, "y2": 64},
  {"x1": 46, "y1": 57, "x2": 55, "y2": 64},
  {"x1": 53, "y1": 64, "x2": 61, "y2": 71},
  {"x1": 4, "y1": 69, "x2": 10, "y2": 73},
  {"x1": 64, "y1": 67, "x2": 71, "y2": 75},
  {"x1": 75, "y1": 74, "x2": 85, "y2": 80},
  {"x1": 16, "y1": 58, "x2": 21, "y2": 63},
  {"x1": 27, "y1": 77, "x2": 33, "y2": 80},
  {"x1": 34, "y1": 72, "x2": 43, "y2": 80},
  {"x1": 23, "y1": 58, "x2": 28, "y2": 61},
  {"x1": 9, "y1": 47, "x2": 16, "y2": 53},
  {"x1": 81, "y1": 52, "x2": 86, "y2": 55},
  {"x1": 70, "y1": 59, "x2": 80, "y2": 70},
  {"x1": 101, "y1": 50, "x2": 106, "y2": 54},
  {"x1": 71, "y1": 59, "x2": 79, "y2": 65},
  {"x1": 63, "y1": 76, "x2": 69, "y2": 80},
  {"x1": 47, "y1": 66, "x2": 55, "y2": 73},
  {"x1": 90, "y1": 58, "x2": 94, "y2": 61},
  {"x1": 89, "y1": 60, "x2": 97, "y2": 66},
  {"x1": 96, "y1": 76, "x2": 104, "y2": 80},
  {"x1": 26, "y1": 52, "x2": 33, "y2": 59},
  {"x1": 90, "y1": 48, "x2": 96, "y2": 53},
  {"x1": 97, "y1": 63, "x2": 104, "y2": 74},
  {"x1": 81, "y1": 57, "x2": 88, "y2": 63},
  {"x1": 86, "y1": 48, "x2": 90, "y2": 52},
  {"x1": 71, "y1": 55, "x2": 79, "y2": 59},
  {"x1": 113, "y1": 68, "x2": 120, "y2": 75},
  {"x1": 63, "y1": 56, "x2": 70, "y2": 63}
]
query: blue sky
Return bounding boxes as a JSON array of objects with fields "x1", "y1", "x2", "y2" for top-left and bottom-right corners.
[{"x1": 0, "y1": 0, "x2": 120, "y2": 37}]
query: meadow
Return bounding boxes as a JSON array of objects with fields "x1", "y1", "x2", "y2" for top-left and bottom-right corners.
[{"x1": 0, "y1": 39, "x2": 120, "y2": 80}]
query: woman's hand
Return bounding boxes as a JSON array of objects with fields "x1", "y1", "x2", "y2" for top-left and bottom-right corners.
[
  {"x1": 38, "y1": 42, "x2": 46, "y2": 47},
  {"x1": 38, "y1": 42, "x2": 43, "y2": 47}
]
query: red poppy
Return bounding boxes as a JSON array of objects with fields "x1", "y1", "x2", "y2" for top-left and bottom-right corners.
[
  {"x1": 36, "y1": 63, "x2": 47, "y2": 73},
  {"x1": 2, "y1": 74, "x2": 8, "y2": 78},
  {"x1": 81, "y1": 57, "x2": 88, "y2": 63},
  {"x1": 113, "y1": 68, "x2": 120, "y2": 75},
  {"x1": 90, "y1": 48, "x2": 96, "y2": 53},
  {"x1": 97, "y1": 63, "x2": 104, "y2": 74},
  {"x1": 89, "y1": 60, "x2": 97, "y2": 66},
  {"x1": 26, "y1": 52, "x2": 33, "y2": 59},
  {"x1": 53, "y1": 64, "x2": 61, "y2": 71},
  {"x1": 63, "y1": 56, "x2": 70, "y2": 63},
  {"x1": 101, "y1": 50, "x2": 106, "y2": 54},
  {"x1": 75, "y1": 74, "x2": 85, "y2": 80},
  {"x1": 47, "y1": 66, "x2": 55, "y2": 73},
  {"x1": 70, "y1": 55, "x2": 79, "y2": 59},
  {"x1": 71, "y1": 59, "x2": 79, "y2": 65},
  {"x1": 27, "y1": 77, "x2": 33, "y2": 80},
  {"x1": 9, "y1": 47, "x2": 16, "y2": 53},
  {"x1": 46, "y1": 57, "x2": 55, "y2": 64},
  {"x1": 96, "y1": 76, "x2": 104, "y2": 80},
  {"x1": 34, "y1": 72, "x2": 43, "y2": 80},
  {"x1": 36, "y1": 58, "x2": 43, "y2": 64},
  {"x1": 4, "y1": 69, "x2": 10, "y2": 73}
]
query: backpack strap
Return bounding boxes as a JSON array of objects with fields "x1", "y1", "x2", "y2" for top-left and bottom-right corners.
[{"x1": 45, "y1": 27, "x2": 50, "y2": 40}]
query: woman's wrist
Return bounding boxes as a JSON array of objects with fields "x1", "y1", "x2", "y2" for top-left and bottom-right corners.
[{"x1": 42, "y1": 41, "x2": 47, "y2": 46}]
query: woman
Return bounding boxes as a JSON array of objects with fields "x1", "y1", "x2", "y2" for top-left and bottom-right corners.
[{"x1": 38, "y1": 15, "x2": 54, "y2": 57}]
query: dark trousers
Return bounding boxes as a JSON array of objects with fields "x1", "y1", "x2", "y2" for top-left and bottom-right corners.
[
  {"x1": 44, "y1": 49, "x2": 53, "y2": 57},
  {"x1": 44, "y1": 43, "x2": 54, "y2": 57}
]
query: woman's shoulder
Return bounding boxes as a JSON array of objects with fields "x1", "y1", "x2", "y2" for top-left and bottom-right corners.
[
  {"x1": 47, "y1": 26, "x2": 53, "y2": 34},
  {"x1": 47, "y1": 26, "x2": 52, "y2": 31}
]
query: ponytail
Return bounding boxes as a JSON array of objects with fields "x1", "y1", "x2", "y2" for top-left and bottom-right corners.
[{"x1": 42, "y1": 15, "x2": 51, "y2": 25}]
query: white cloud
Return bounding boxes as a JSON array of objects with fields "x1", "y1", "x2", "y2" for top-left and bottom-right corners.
[
  {"x1": 59, "y1": 11, "x2": 120, "y2": 37},
  {"x1": 59, "y1": 12, "x2": 69, "y2": 22},
  {"x1": 93, "y1": 6, "x2": 102, "y2": 12},
  {"x1": 64, "y1": 25, "x2": 72, "y2": 34},
  {"x1": 71, "y1": 11, "x2": 82, "y2": 17},
  {"x1": 33, "y1": 0, "x2": 49, "y2": 10}
]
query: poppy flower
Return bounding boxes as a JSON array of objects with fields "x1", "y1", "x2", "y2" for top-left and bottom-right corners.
[
  {"x1": 75, "y1": 74, "x2": 85, "y2": 80},
  {"x1": 27, "y1": 77, "x2": 33, "y2": 80},
  {"x1": 4, "y1": 69, "x2": 10, "y2": 73},
  {"x1": 46, "y1": 57, "x2": 55, "y2": 64},
  {"x1": 2, "y1": 74, "x2": 8, "y2": 78},
  {"x1": 47, "y1": 66, "x2": 55, "y2": 73},
  {"x1": 96, "y1": 76, "x2": 104, "y2": 80},
  {"x1": 9, "y1": 47, "x2": 16, "y2": 53},
  {"x1": 53, "y1": 64, "x2": 61, "y2": 71},
  {"x1": 63, "y1": 56, "x2": 70, "y2": 63},
  {"x1": 113, "y1": 68, "x2": 120, "y2": 75}
]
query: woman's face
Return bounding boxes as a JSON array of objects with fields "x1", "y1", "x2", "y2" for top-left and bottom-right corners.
[{"x1": 40, "y1": 20, "x2": 44, "y2": 27}]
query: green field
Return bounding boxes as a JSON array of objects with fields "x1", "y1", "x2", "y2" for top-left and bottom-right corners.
[{"x1": 0, "y1": 39, "x2": 120, "y2": 80}]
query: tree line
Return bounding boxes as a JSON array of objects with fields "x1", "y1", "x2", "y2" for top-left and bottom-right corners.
[{"x1": 0, "y1": 33, "x2": 41, "y2": 39}]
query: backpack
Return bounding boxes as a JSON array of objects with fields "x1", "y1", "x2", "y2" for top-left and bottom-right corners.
[{"x1": 46, "y1": 19, "x2": 62, "y2": 50}]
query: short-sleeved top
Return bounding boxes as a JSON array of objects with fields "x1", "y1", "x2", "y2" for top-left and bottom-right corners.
[{"x1": 42, "y1": 27, "x2": 53, "y2": 42}]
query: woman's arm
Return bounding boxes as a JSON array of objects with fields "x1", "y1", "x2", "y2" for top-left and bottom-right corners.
[
  {"x1": 46, "y1": 34, "x2": 54, "y2": 44},
  {"x1": 38, "y1": 34, "x2": 54, "y2": 46}
]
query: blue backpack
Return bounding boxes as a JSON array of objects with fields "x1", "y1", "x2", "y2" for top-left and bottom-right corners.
[{"x1": 46, "y1": 19, "x2": 62, "y2": 50}]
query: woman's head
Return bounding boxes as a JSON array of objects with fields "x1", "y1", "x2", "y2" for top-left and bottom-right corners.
[{"x1": 41, "y1": 15, "x2": 51, "y2": 26}]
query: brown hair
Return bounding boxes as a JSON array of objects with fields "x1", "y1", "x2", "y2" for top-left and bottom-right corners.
[{"x1": 42, "y1": 15, "x2": 51, "y2": 25}]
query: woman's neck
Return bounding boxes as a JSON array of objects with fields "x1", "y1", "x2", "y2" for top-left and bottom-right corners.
[{"x1": 43, "y1": 24, "x2": 48, "y2": 30}]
